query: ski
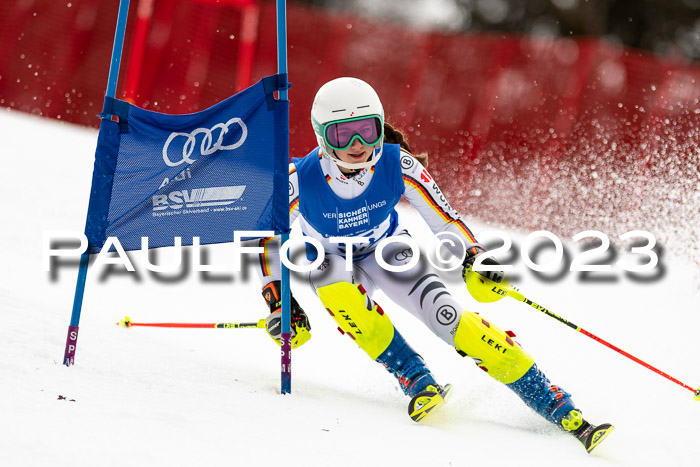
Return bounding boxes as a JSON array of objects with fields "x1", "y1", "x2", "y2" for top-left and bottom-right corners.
[
  {"x1": 572, "y1": 421, "x2": 615, "y2": 453},
  {"x1": 408, "y1": 384, "x2": 453, "y2": 422}
]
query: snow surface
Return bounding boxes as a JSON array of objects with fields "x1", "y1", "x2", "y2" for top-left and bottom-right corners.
[{"x1": 1, "y1": 109, "x2": 699, "y2": 466}]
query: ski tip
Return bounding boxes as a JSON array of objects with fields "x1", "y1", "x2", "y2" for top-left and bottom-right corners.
[
  {"x1": 586, "y1": 423, "x2": 614, "y2": 454},
  {"x1": 408, "y1": 384, "x2": 452, "y2": 423},
  {"x1": 694, "y1": 387, "x2": 700, "y2": 401}
]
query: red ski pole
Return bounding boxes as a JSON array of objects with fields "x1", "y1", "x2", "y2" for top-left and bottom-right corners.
[
  {"x1": 117, "y1": 316, "x2": 265, "y2": 329},
  {"x1": 464, "y1": 271, "x2": 700, "y2": 401}
]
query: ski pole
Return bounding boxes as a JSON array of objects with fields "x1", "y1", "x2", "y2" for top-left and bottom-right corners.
[
  {"x1": 465, "y1": 272, "x2": 700, "y2": 401},
  {"x1": 117, "y1": 316, "x2": 265, "y2": 329}
]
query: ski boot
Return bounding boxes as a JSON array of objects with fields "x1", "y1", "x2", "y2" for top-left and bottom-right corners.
[
  {"x1": 408, "y1": 383, "x2": 453, "y2": 422},
  {"x1": 561, "y1": 409, "x2": 614, "y2": 453}
]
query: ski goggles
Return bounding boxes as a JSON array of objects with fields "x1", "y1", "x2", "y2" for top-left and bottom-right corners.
[{"x1": 320, "y1": 116, "x2": 383, "y2": 151}]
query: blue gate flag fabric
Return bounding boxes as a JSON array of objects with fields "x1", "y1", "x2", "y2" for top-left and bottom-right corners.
[{"x1": 84, "y1": 75, "x2": 289, "y2": 253}]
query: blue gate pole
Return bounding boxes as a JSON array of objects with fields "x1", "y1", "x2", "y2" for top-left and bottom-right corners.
[
  {"x1": 63, "y1": 0, "x2": 131, "y2": 367},
  {"x1": 276, "y1": 0, "x2": 292, "y2": 394}
]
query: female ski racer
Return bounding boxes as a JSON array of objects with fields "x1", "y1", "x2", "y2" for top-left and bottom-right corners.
[{"x1": 256, "y1": 77, "x2": 612, "y2": 452}]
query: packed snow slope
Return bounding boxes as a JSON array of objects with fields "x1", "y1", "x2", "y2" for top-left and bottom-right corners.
[{"x1": 1, "y1": 109, "x2": 699, "y2": 467}]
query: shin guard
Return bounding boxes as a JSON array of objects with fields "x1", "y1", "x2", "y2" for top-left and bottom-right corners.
[
  {"x1": 318, "y1": 281, "x2": 436, "y2": 396},
  {"x1": 453, "y1": 311, "x2": 535, "y2": 384},
  {"x1": 318, "y1": 282, "x2": 394, "y2": 360},
  {"x1": 454, "y1": 312, "x2": 577, "y2": 425}
]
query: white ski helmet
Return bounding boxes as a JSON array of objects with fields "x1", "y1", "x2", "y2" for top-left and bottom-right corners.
[{"x1": 311, "y1": 77, "x2": 384, "y2": 170}]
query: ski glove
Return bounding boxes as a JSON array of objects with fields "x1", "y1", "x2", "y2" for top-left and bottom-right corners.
[
  {"x1": 462, "y1": 247, "x2": 505, "y2": 284},
  {"x1": 262, "y1": 280, "x2": 311, "y2": 349}
]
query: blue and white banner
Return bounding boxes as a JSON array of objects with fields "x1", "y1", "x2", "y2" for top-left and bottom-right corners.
[{"x1": 84, "y1": 75, "x2": 289, "y2": 253}]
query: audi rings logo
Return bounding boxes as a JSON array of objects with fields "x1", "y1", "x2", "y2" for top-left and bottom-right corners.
[{"x1": 162, "y1": 117, "x2": 248, "y2": 167}]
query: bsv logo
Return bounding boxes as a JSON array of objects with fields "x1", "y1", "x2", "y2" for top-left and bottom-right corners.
[
  {"x1": 153, "y1": 185, "x2": 246, "y2": 211},
  {"x1": 162, "y1": 117, "x2": 248, "y2": 167}
]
